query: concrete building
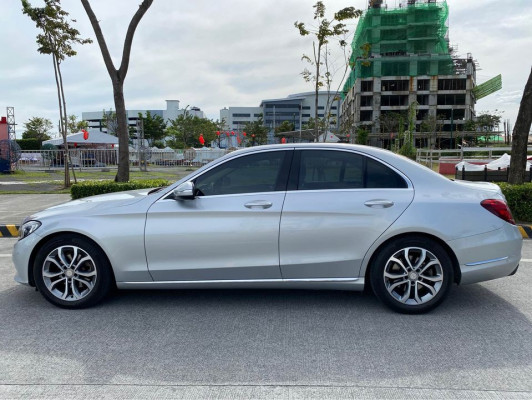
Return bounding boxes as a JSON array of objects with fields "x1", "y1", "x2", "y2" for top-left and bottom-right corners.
[
  {"x1": 82, "y1": 100, "x2": 205, "y2": 134},
  {"x1": 340, "y1": 0, "x2": 497, "y2": 148},
  {"x1": 220, "y1": 106, "x2": 262, "y2": 132},
  {"x1": 220, "y1": 91, "x2": 341, "y2": 143}
]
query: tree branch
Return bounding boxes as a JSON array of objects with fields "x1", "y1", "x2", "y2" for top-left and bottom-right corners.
[
  {"x1": 118, "y1": 0, "x2": 153, "y2": 79},
  {"x1": 80, "y1": 0, "x2": 117, "y2": 79}
]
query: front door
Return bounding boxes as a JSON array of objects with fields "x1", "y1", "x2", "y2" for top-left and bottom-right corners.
[{"x1": 145, "y1": 149, "x2": 293, "y2": 281}]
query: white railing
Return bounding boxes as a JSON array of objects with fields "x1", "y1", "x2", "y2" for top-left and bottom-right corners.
[
  {"x1": 16, "y1": 148, "x2": 234, "y2": 171},
  {"x1": 416, "y1": 147, "x2": 532, "y2": 169}
]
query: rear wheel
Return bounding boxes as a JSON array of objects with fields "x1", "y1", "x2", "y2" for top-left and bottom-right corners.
[
  {"x1": 370, "y1": 236, "x2": 454, "y2": 314},
  {"x1": 33, "y1": 235, "x2": 112, "y2": 309}
]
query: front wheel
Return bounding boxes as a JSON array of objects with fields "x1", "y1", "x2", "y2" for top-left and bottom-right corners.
[
  {"x1": 33, "y1": 235, "x2": 113, "y2": 309},
  {"x1": 370, "y1": 236, "x2": 454, "y2": 314}
]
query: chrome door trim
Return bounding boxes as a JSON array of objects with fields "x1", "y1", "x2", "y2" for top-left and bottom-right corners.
[
  {"x1": 120, "y1": 277, "x2": 360, "y2": 285},
  {"x1": 465, "y1": 256, "x2": 509, "y2": 267}
]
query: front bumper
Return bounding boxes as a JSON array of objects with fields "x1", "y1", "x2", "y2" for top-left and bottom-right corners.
[
  {"x1": 448, "y1": 225, "x2": 523, "y2": 285},
  {"x1": 12, "y1": 232, "x2": 42, "y2": 286}
]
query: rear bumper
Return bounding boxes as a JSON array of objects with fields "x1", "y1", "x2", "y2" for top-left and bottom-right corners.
[{"x1": 447, "y1": 225, "x2": 522, "y2": 285}]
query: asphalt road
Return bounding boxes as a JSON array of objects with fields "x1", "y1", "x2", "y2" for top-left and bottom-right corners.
[{"x1": 0, "y1": 235, "x2": 531, "y2": 399}]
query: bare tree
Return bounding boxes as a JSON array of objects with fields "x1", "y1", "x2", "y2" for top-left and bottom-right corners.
[
  {"x1": 295, "y1": 2, "x2": 362, "y2": 141},
  {"x1": 508, "y1": 67, "x2": 532, "y2": 184},
  {"x1": 81, "y1": 0, "x2": 153, "y2": 182}
]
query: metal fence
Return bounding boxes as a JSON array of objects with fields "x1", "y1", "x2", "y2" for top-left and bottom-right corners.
[{"x1": 17, "y1": 148, "x2": 233, "y2": 171}]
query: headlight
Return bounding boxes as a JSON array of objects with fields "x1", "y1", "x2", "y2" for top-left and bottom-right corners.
[{"x1": 19, "y1": 220, "x2": 41, "y2": 240}]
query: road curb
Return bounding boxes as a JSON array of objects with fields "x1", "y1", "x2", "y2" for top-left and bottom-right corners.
[
  {"x1": 518, "y1": 224, "x2": 532, "y2": 239},
  {"x1": 0, "y1": 225, "x2": 19, "y2": 238}
]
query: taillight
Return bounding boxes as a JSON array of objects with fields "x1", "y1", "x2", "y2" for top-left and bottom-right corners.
[{"x1": 481, "y1": 199, "x2": 516, "y2": 225}]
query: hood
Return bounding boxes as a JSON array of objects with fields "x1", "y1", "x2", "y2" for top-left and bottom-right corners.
[{"x1": 27, "y1": 189, "x2": 154, "y2": 221}]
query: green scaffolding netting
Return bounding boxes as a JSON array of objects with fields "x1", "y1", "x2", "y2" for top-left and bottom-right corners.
[
  {"x1": 343, "y1": 1, "x2": 454, "y2": 96},
  {"x1": 473, "y1": 74, "x2": 502, "y2": 100}
]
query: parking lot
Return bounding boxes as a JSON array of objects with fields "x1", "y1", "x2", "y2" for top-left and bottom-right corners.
[{"x1": 0, "y1": 195, "x2": 531, "y2": 399}]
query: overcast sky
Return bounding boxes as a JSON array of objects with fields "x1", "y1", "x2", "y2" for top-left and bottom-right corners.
[{"x1": 1, "y1": 0, "x2": 531, "y2": 138}]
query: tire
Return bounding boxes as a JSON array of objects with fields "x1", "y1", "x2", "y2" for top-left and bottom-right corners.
[
  {"x1": 370, "y1": 236, "x2": 454, "y2": 314},
  {"x1": 33, "y1": 235, "x2": 113, "y2": 309}
]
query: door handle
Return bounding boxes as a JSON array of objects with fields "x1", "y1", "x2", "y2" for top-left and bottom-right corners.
[
  {"x1": 364, "y1": 199, "x2": 394, "y2": 208},
  {"x1": 244, "y1": 200, "x2": 273, "y2": 209}
]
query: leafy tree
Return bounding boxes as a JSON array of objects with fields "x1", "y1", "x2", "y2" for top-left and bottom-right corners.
[
  {"x1": 243, "y1": 115, "x2": 269, "y2": 146},
  {"x1": 81, "y1": 0, "x2": 153, "y2": 182},
  {"x1": 166, "y1": 113, "x2": 217, "y2": 149},
  {"x1": 476, "y1": 111, "x2": 502, "y2": 132},
  {"x1": 66, "y1": 115, "x2": 88, "y2": 133},
  {"x1": 377, "y1": 112, "x2": 404, "y2": 135},
  {"x1": 22, "y1": 0, "x2": 91, "y2": 187},
  {"x1": 275, "y1": 120, "x2": 295, "y2": 135},
  {"x1": 140, "y1": 111, "x2": 167, "y2": 146},
  {"x1": 355, "y1": 126, "x2": 368, "y2": 145},
  {"x1": 509, "y1": 68, "x2": 532, "y2": 184},
  {"x1": 101, "y1": 109, "x2": 118, "y2": 136},
  {"x1": 421, "y1": 114, "x2": 444, "y2": 149},
  {"x1": 302, "y1": 117, "x2": 326, "y2": 132},
  {"x1": 398, "y1": 102, "x2": 417, "y2": 159},
  {"x1": 295, "y1": 1, "x2": 362, "y2": 141},
  {"x1": 22, "y1": 117, "x2": 53, "y2": 141}
]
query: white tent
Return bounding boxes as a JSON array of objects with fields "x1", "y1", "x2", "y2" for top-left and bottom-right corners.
[
  {"x1": 318, "y1": 132, "x2": 340, "y2": 143},
  {"x1": 42, "y1": 130, "x2": 118, "y2": 146},
  {"x1": 455, "y1": 153, "x2": 531, "y2": 171}
]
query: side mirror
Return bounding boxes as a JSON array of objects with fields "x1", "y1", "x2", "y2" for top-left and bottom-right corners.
[{"x1": 173, "y1": 181, "x2": 195, "y2": 200}]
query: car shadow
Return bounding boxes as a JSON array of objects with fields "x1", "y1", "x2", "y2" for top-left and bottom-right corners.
[{"x1": 1, "y1": 282, "x2": 531, "y2": 390}]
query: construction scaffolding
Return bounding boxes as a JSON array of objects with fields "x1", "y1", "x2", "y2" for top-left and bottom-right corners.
[{"x1": 343, "y1": 0, "x2": 454, "y2": 95}]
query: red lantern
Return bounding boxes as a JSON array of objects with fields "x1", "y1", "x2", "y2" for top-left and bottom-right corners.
[
  {"x1": 225, "y1": 132, "x2": 229, "y2": 136},
  {"x1": 252, "y1": 134, "x2": 255, "y2": 138},
  {"x1": 112, "y1": 144, "x2": 115, "y2": 148},
  {"x1": 216, "y1": 131, "x2": 220, "y2": 136},
  {"x1": 74, "y1": 143, "x2": 78, "y2": 148},
  {"x1": 347, "y1": 134, "x2": 350, "y2": 138},
  {"x1": 199, "y1": 133, "x2": 205, "y2": 145},
  {"x1": 281, "y1": 137, "x2": 286, "y2": 144},
  {"x1": 231, "y1": 131, "x2": 235, "y2": 136},
  {"x1": 82, "y1": 129, "x2": 89, "y2": 140},
  {"x1": 243, "y1": 132, "x2": 247, "y2": 137}
]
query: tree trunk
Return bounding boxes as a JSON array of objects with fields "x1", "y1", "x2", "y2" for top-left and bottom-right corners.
[
  {"x1": 508, "y1": 67, "x2": 532, "y2": 184},
  {"x1": 314, "y1": 42, "x2": 321, "y2": 142},
  {"x1": 51, "y1": 52, "x2": 70, "y2": 187},
  {"x1": 113, "y1": 81, "x2": 130, "y2": 182},
  {"x1": 57, "y1": 60, "x2": 77, "y2": 184},
  {"x1": 81, "y1": 0, "x2": 153, "y2": 182}
]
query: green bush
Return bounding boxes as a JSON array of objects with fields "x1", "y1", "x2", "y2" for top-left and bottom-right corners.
[
  {"x1": 497, "y1": 182, "x2": 532, "y2": 223},
  {"x1": 16, "y1": 139, "x2": 41, "y2": 150},
  {"x1": 71, "y1": 179, "x2": 170, "y2": 200}
]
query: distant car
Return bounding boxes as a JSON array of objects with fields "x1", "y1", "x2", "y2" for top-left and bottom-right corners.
[{"x1": 12, "y1": 144, "x2": 522, "y2": 313}]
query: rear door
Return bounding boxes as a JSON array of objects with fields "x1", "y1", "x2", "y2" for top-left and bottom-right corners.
[{"x1": 279, "y1": 149, "x2": 414, "y2": 279}]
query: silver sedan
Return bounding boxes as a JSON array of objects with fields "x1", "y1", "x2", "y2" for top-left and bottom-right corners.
[{"x1": 12, "y1": 144, "x2": 522, "y2": 313}]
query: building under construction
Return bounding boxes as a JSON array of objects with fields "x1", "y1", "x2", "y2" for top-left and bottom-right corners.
[{"x1": 341, "y1": 0, "x2": 501, "y2": 148}]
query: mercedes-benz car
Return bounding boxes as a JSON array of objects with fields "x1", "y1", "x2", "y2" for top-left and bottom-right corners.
[{"x1": 12, "y1": 144, "x2": 522, "y2": 313}]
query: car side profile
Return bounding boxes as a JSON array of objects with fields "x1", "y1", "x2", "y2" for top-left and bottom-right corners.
[{"x1": 12, "y1": 144, "x2": 522, "y2": 313}]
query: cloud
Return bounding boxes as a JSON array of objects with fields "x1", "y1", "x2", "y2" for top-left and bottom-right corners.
[{"x1": 1, "y1": 0, "x2": 531, "y2": 136}]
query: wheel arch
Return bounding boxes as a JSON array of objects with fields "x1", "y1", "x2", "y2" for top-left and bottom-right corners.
[
  {"x1": 363, "y1": 232, "x2": 462, "y2": 291},
  {"x1": 27, "y1": 231, "x2": 116, "y2": 288}
]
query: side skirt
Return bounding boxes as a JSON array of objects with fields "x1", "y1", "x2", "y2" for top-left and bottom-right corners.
[{"x1": 116, "y1": 277, "x2": 365, "y2": 291}]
